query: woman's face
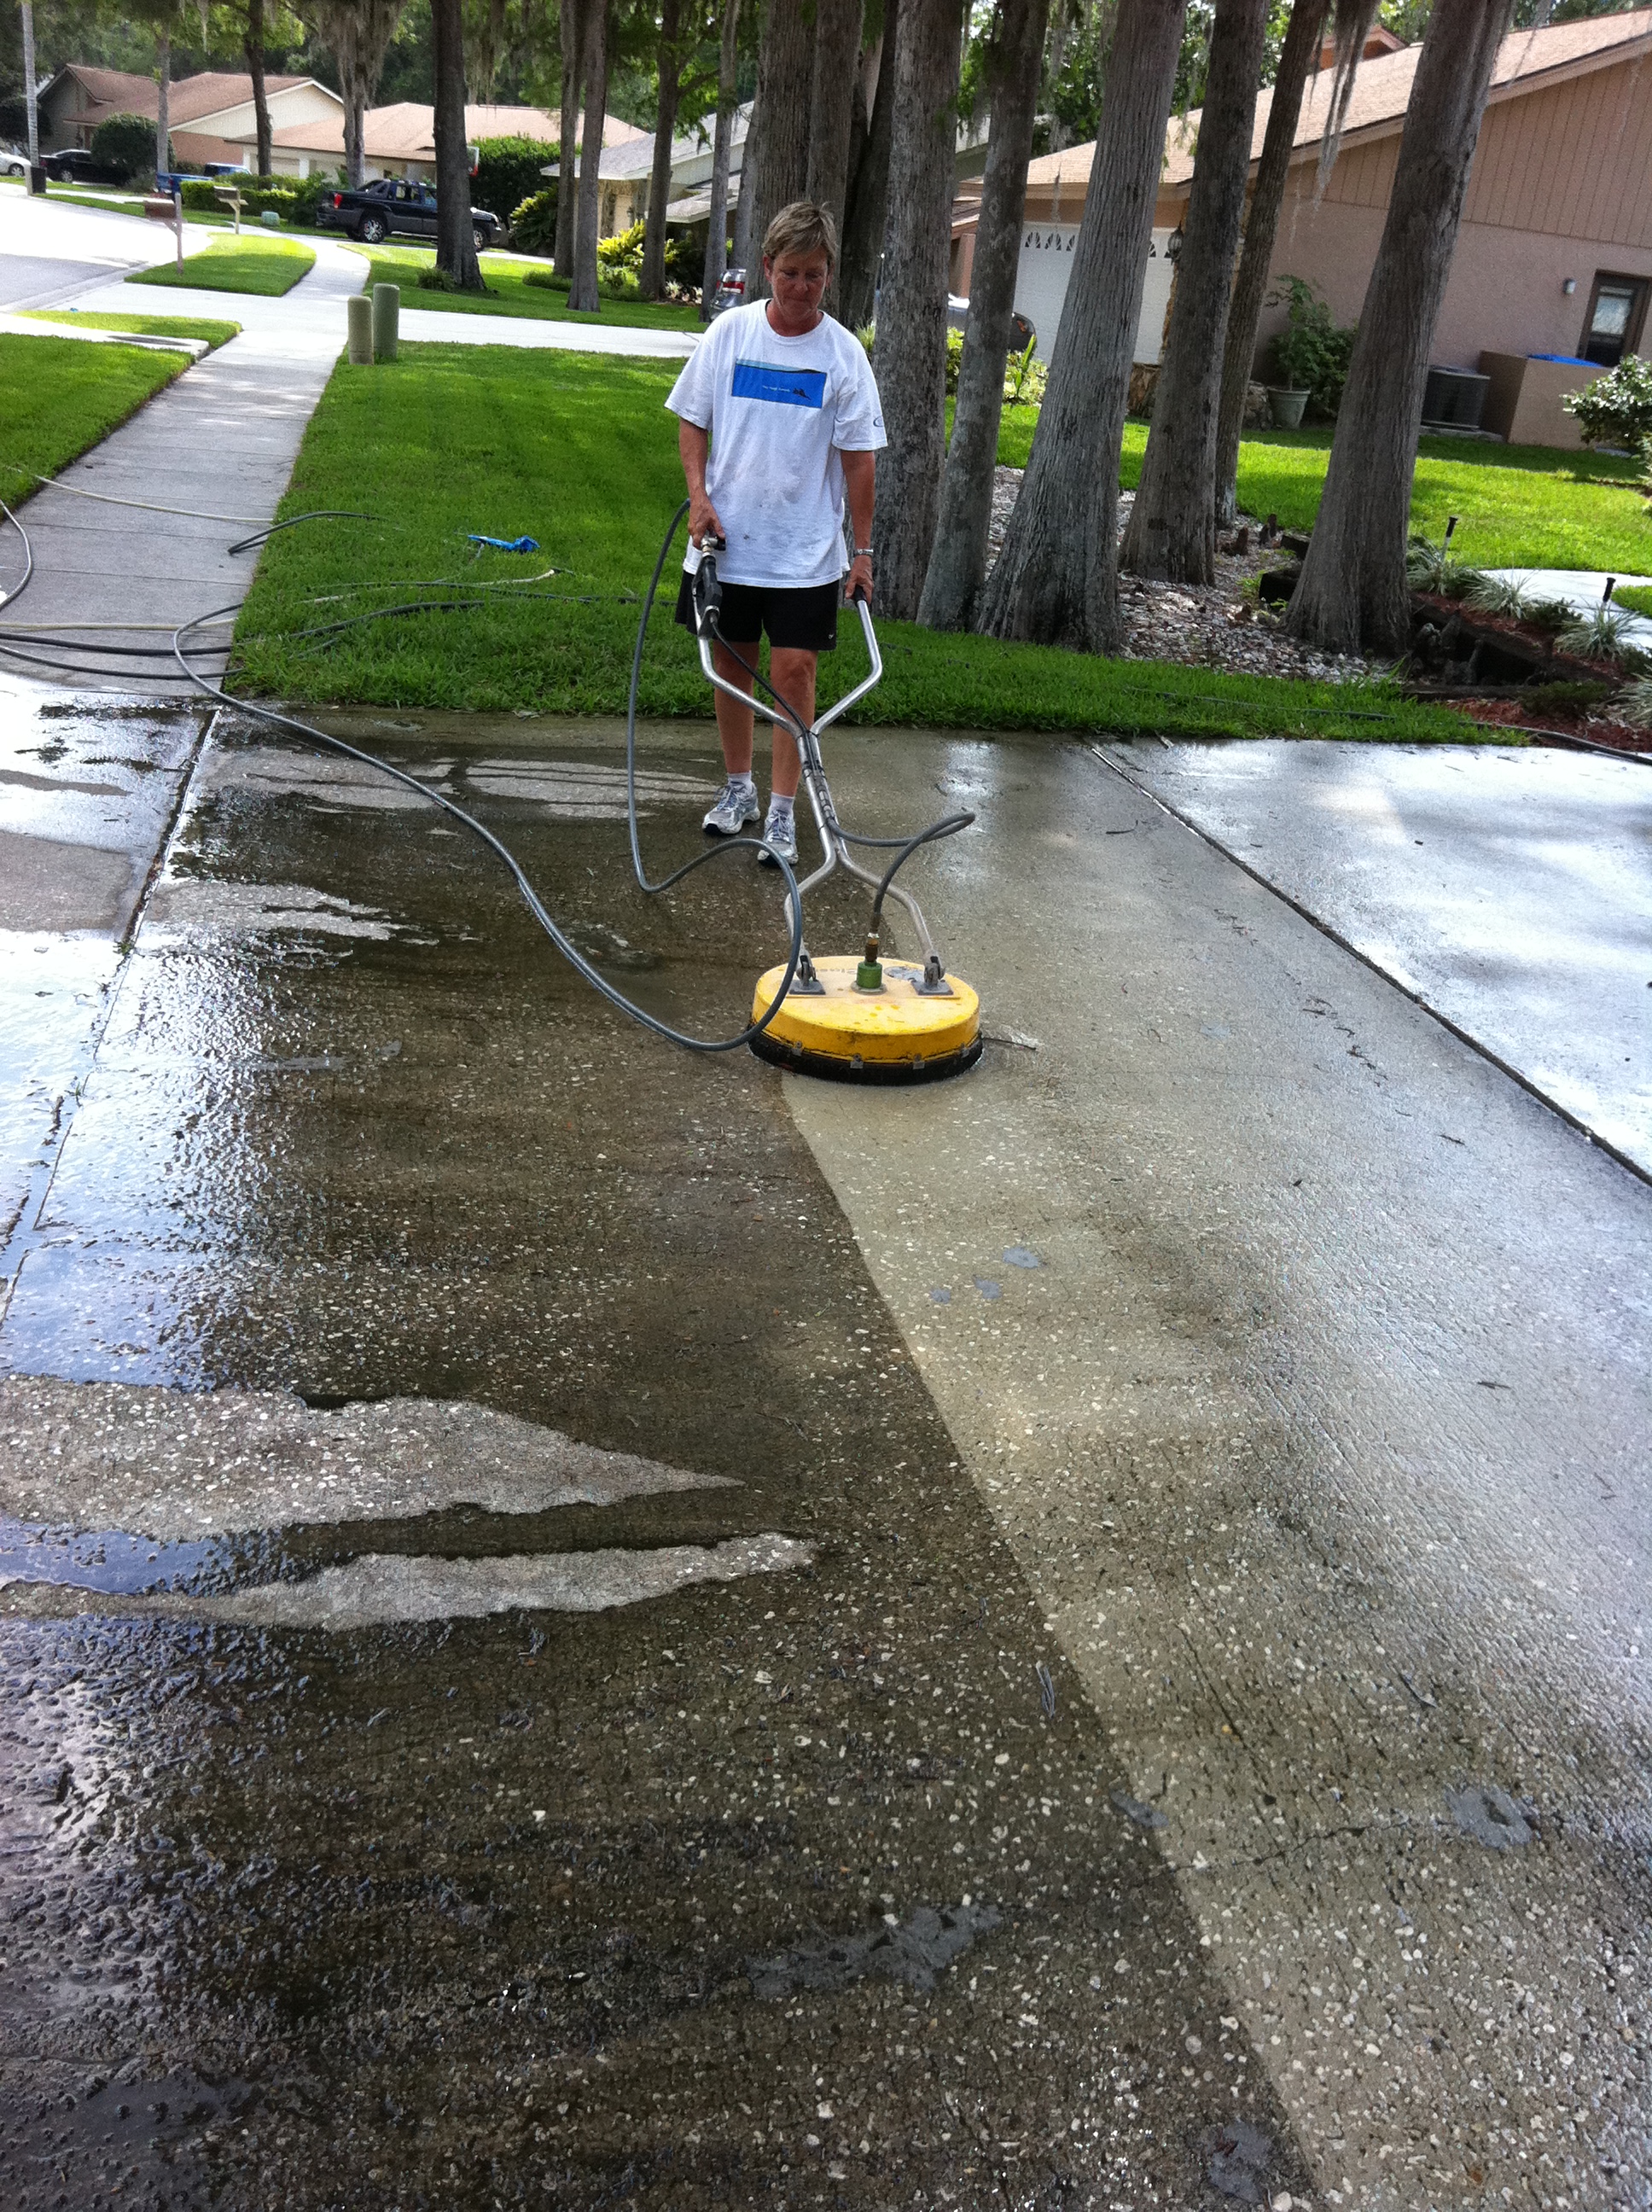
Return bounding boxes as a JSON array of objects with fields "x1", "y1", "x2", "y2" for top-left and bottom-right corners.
[{"x1": 765, "y1": 248, "x2": 831, "y2": 321}]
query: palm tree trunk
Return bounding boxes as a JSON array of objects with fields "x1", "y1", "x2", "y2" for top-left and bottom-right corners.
[
  {"x1": 732, "y1": 95, "x2": 759, "y2": 275},
  {"x1": 556, "y1": 0, "x2": 588, "y2": 277},
  {"x1": 1119, "y1": 0, "x2": 1271, "y2": 583},
  {"x1": 753, "y1": 0, "x2": 816, "y2": 280},
  {"x1": 641, "y1": 0, "x2": 683, "y2": 300},
  {"x1": 1286, "y1": 0, "x2": 1511, "y2": 654},
  {"x1": 245, "y1": 0, "x2": 272, "y2": 175},
  {"x1": 433, "y1": 0, "x2": 484, "y2": 288},
  {"x1": 1213, "y1": 0, "x2": 1326, "y2": 526},
  {"x1": 806, "y1": 0, "x2": 864, "y2": 313},
  {"x1": 917, "y1": 0, "x2": 1051, "y2": 632},
  {"x1": 569, "y1": 0, "x2": 610, "y2": 312},
  {"x1": 839, "y1": 0, "x2": 899, "y2": 329},
  {"x1": 702, "y1": 0, "x2": 742, "y2": 314},
  {"x1": 870, "y1": 0, "x2": 965, "y2": 619},
  {"x1": 977, "y1": 0, "x2": 1188, "y2": 650}
]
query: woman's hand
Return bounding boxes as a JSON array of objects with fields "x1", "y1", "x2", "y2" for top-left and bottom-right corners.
[
  {"x1": 689, "y1": 492, "x2": 726, "y2": 548},
  {"x1": 846, "y1": 550, "x2": 873, "y2": 604}
]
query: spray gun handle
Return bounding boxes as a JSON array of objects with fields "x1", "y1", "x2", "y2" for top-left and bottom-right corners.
[{"x1": 692, "y1": 534, "x2": 726, "y2": 639}]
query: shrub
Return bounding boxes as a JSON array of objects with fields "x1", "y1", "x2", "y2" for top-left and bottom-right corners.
[
  {"x1": 941, "y1": 325, "x2": 1046, "y2": 405},
  {"x1": 473, "y1": 136, "x2": 554, "y2": 223},
  {"x1": 1557, "y1": 600, "x2": 1647, "y2": 668},
  {"x1": 596, "y1": 219, "x2": 646, "y2": 275},
  {"x1": 1463, "y1": 572, "x2": 1532, "y2": 620},
  {"x1": 1266, "y1": 275, "x2": 1356, "y2": 417},
  {"x1": 1562, "y1": 356, "x2": 1652, "y2": 457},
  {"x1": 522, "y1": 268, "x2": 569, "y2": 291},
  {"x1": 510, "y1": 189, "x2": 557, "y2": 255},
  {"x1": 178, "y1": 173, "x2": 338, "y2": 225},
  {"x1": 90, "y1": 113, "x2": 157, "y2": 183}
]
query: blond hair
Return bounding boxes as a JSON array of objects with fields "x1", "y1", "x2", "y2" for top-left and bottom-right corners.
[{"x1": 762, "y1": 200, "x2": 838, "y2": 270}]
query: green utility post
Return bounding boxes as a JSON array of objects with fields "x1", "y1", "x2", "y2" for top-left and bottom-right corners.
[
  {"x1": 372, "y1": 282, "x2": 400, "y2": 364},
  {"x1": 346, "y1": 293, "x2": 373, "y2": 365}
]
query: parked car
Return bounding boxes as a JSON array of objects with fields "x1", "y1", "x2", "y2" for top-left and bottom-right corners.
[
  {"x1": 316, "y1": 178, "x2": 499, "y2": 253},
  {"x1": 1, "y1": 143, "x2": 29, "y2": 178},
  {"x1": 708, "y1": 265, "x2": 747, "y2": 317},
  {"x1": 42, "y1": 147, "x2": 130, "y2": 186},
  {"x1": 156, "y1": 163, "x2": 243, "y2": 191}
]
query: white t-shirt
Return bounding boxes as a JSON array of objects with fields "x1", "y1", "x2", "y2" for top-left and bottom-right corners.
[{"x1": 666, "y1": 301, "x2": 887, "y2": 589}]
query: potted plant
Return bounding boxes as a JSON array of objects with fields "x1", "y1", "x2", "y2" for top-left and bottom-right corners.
[{"x1": 1265, "y1": 276, "x2": 1354, "y2": 428}]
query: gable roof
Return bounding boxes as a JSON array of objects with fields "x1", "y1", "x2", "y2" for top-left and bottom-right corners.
[
  {"x1": 44, "y1": 62, "x2": 321, "y2": 128},
  {"x1": 1026, "y1": 9, "x2": 1652, "y2": 197},
  {"x1": 264, "y1": 102, "x2": 647, "y2": 160}
]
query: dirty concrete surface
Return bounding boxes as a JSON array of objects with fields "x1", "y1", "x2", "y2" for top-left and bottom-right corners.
[{"x1": 0, "y1": 686, "x2": 1646, "y2": 2211}]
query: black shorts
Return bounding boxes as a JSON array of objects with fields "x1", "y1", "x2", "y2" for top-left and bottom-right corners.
[{"x1": 674, "y1": 573, "x2": 839, "y2": 652}]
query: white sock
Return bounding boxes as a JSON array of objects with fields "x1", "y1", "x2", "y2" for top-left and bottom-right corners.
[
  {"x1": 767, "y1": 793, "x2": 794, "y2": 821},
  {"x1": 729, "y1": 770, "x2": 756, "y2": 795}
]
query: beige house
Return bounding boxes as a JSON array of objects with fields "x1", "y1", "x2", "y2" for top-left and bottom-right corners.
[
  {"x1": 238, "y1": 102, "x2": 647, "y2": 189},
  {"x1": 38, "y1": 64, "x2": 341, "y2": 172},
  {"x1": 1008, "y1": 10, "x2": 1652, "y2": 446}
]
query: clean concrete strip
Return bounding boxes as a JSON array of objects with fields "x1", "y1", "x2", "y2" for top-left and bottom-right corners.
[
  {"x1": 0, "y1": 313, "x2": 208, "y2": 357},
  {"x1": 778, "y1": 726, "x2": 1652, "y2": 2208},
  {"x1": 1100, "y1": 737, "x2": 1652, "y2": 1179}
]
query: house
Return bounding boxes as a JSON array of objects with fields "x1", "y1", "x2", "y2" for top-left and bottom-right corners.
[
  {"x1": 237, "y1": 102, "x2": 648, "y2": 187},
  {"x1": 584, "y1": 102, "x2": 754, "y2": 237},
  {"x1": 1003, "y1": 10, "x2": 1652, "y2": 445},
  {"x1": 37, "y1": 63, "x2": 340, "y2": 171}
]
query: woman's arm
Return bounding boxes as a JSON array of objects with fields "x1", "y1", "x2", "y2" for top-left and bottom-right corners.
[
  {"x1": 678, "y1": 420, "x2": 725, "y2": 546},
  {"x1": 839, "y1": 447, "x2": 875, "y2": 602}
]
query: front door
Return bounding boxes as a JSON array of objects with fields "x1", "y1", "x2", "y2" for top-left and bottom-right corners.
[{"x1": 1579, "y1": 272, "x2": 1649, "y2": 368}]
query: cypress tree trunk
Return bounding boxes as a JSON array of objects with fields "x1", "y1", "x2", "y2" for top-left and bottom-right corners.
[
  {"x1": 732, "y1": 97, "x2": 759, "y2": 275},
  {"x1": 977, "y1": 0, "x2": 1188, "y2": 650},
  {"x1": 1287, "y1": 0, "x2": 1512, "y2": 654},
  {"x1": 917, "y1": 0, "x2": 1051, "y2": 632},
  {"x1": 1213, "y1": 0, "x2": 1326, "y2": 527},
  {"x1": 839, "y1": 0, "x2": 899, "y2": 329},
  {"x1": 806, "y1": 0, "x2": 865, "y2": 312},
  {"x1": 245, "y1": 0, "x2": 272, "y2": 176},
  {"x1": 1119, "y1": 0, "x2": 1271, "y2": 583},
  {"x1": 556, "y1": 0, "x2": 587, "y2": 277},
  {"x1": 154, "y1": 30, "x2": 171, "y2": 181},
  {"x1": 569, "y1": 0, "x2": 610, "y2": 312},
  {"x1": 702, "y1": 0, "x2": 742, "y2": 315},
  {"x1": 753, "y1": 0, "x2": 816, "y2": 276},
  {"x1": 433, "y1": 0, "x2": 484, "y2": 288},
  {"x1": 870, "y1": 0, "x2": 965, "y2": 619},
  {"x1": 641, "y1": 0, "x2": 683, "y2": 300}
]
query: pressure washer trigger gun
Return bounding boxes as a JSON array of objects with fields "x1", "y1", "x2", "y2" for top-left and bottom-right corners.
[{"x1": 685, "y1": 533, "x2": 726, "y2": 641}]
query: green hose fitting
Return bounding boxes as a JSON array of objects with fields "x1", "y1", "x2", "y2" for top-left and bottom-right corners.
[{"x1": 855, "y1": 932, "x2": 883, "y2": 992}]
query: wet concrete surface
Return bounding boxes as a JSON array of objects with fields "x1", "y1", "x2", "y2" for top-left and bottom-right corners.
[
  {"x1": 1099, "y1": 740, "x2": 1652, "y2": 1179},
  {"x1": 1, "y1": 698, "x2": 1315, "y2": 2210}
]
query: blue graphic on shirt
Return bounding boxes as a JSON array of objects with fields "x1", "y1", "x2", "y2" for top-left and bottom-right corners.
[{"x1": 731, "y1": 361, "x2": 828, "y2": 409}]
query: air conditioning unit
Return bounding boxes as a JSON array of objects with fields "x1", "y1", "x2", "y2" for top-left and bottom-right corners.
[{"x1": 1422, "y1": 366, "x2": 1490, "y2": 431}]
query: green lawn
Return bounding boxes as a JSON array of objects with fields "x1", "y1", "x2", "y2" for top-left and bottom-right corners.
[
  {"x1": 23, "y1": 310, "x2": 242, "y2": 351},
  {"x1": 1610, "y1": 582, "x2": 1652, "y2": 614},
  {"x1": 231, "y1": 345, "x2": 1465, "y2": 743},
  {"x1": 128, "y1": 235, "x2": 316, "y2": 295},
  {"x1": 0, "y1": 331, "x2": 192, "y2": 507},
  {"x1": 346, "y1": 243, "x2": 704, "y2": 332}
]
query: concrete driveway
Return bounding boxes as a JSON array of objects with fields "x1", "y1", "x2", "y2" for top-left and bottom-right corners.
[{"x1": 2, "y1": 684, "x2": 1646, "y2": 2211}]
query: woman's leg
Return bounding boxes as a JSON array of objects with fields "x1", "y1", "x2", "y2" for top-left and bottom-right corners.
[{"x1": 766, "y1": 647, "x2": 817, "y2": 800}]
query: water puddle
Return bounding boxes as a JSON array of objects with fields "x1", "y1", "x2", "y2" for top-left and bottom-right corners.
[{"x1": 0, "y1": 1513, "x2": 278, "y2": 1597}]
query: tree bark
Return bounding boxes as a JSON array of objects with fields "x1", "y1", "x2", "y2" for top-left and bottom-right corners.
[
  {"x1": 732, "y1": 93, "x2": 759, "y2": 275},
  {"x1": 556, "y1": 0, "x2": 588, "y2": 276},
  {"x1": 569, "y1": 0, "x2": 610, "y2": 311},
  {"x1": 1213, "y1": 0, "x2": 1326, "y2": 526},
  {"x1": 976, "y1": 0, "x2": 1188, "y2": 650},
  {"x1": 917, "y1": 0, "x2": 1051, "y2": 631},
  {"x1": 433, "y1": 0, "x2": 484, "y2": 287},
  {"x1": 641, "y1": 0, "x2": 684, "y2": 299},
  {"x1": 839, "y1": 0, "x2": 900, "y2": 329},
  {"x1": 245, "y1": 0, "x2": 272, "y2": 175},
  {"x1": 1286, "y1": 0, "x2": 1511, "y2": 654},
  {"x1": 1119, "y1": 0, "x2": 1270, "y2": 582},
  {"x1": 702, "y1": 0, "x2": 742, "y2": 313},
  {"x1": 870, "y1": 0, "x2": 965, "y2": 619},
  {"x1": 806, "y1": 0, "x2": 865, "y2": 311},
  {"x1": 753, "y1": 0, "x2": 816, "y2": 276},
  {"x1": 154, "y1": 29, "x2": 170, "y2": 180}
]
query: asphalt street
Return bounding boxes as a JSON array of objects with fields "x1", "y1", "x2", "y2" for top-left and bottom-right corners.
[{"x1": 1, "y1": 682, "x2": 1647, "y2": 2212}]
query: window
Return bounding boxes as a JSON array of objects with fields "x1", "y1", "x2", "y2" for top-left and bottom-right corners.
[{"x1": 1579, "y1": 273, "x2": 1649, "y2": 369}]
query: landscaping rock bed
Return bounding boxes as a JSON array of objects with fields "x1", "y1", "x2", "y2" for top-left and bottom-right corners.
[{"x1": 985, "y1": 469, "x2": 1373, "y2": 685}]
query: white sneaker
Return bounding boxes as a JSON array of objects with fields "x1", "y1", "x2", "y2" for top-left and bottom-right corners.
[
  {"x1": 702, "y1": 778, "x2": 759, "y2": 835},
  {"x1": 757, "y1": 806, "x2": 799, "y2": 868}
]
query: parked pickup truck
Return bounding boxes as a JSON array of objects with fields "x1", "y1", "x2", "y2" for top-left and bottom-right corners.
[{"x1": 316, "y1": 178, "x2": 500, "y2": 252}]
